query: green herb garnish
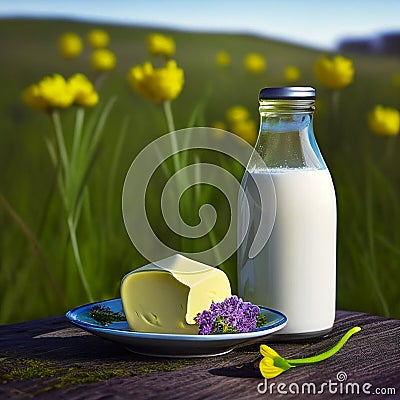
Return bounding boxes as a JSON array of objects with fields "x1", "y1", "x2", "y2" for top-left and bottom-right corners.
[
  {"x1": 256, "y1": 314, "x2": 268, "y2": 328},
  {"x1": 89, "y1": 305, "x2": 126, "y2": 326}
]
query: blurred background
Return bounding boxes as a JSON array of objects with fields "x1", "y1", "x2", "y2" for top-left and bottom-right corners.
[{"x1": 0, "y1": 0, "x2": 399, "y2": 324}]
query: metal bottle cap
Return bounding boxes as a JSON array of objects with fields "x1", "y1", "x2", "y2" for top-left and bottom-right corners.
[{"x1": 259, "y1": 86, "x2": 315, "y2": 100}]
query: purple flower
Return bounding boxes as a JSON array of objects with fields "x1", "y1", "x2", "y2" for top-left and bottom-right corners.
[{"x1": 195, "y1": 295, "x2": 264, "y2": 335}]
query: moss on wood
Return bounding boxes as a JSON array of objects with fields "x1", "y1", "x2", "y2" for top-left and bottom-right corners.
[{"x1": 0, "y1": 355, "x2": 194, "y2": 392}]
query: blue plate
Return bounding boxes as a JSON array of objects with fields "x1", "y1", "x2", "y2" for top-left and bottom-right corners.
[{"x1": 66, "y1": 298, "x2": 287, "y2": 358}]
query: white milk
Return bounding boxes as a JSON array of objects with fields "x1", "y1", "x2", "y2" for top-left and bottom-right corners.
[{"x1": 238, "y1": 168, "x2": 336, "y2": 335}]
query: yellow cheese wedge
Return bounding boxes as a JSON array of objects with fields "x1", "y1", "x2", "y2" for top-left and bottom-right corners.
[{"x1": 121, "y1": 254, "x2": 232, "y2": 334}]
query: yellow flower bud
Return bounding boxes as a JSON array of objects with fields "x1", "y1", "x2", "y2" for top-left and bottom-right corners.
[
  {"x1": 314, "y1": 55, "x2": 354, "y2": 90},
  {"x1": 59, "y1": 32, "x2": 83, "y2": 59},
  {"x1": 38, "y1": 74, "x2": 75, "y2": 109},
  {"x1": 216, "y1": 51, "x2": 230, "y2": 68},
  {"x1": 127, "y1": 60, "x2": 184, "y2": 103},
  {"x1": 22, "y1": 84, "x2": 48, "y2": 112},
  {"x1": 22, "y1": 74, "x2": 99, "y2": 112},
  {"x1": 87, "y1": 29, "x2": 110, "y2": 48},
  {"x1": 284, "y1": 66, "x2": 301, "y2": 82},
  {"x1": 68, "y1": 73, "x2": 99, "y2": 107},
  {"x1": 147, "y1": 33, "x2": 175, "y2": 57},
  {"x1": 244, "y1": 53, "x2": 266, "y2": 74},
  {"x1": 368, "y1": 105, "x2": 400, "y2": 136},
  {"x1": 226, "y1": 105, "x2": 250, "y2": 124},
  {"x1": 91, "y1": 48, "x2": 116, "y2": 71}
]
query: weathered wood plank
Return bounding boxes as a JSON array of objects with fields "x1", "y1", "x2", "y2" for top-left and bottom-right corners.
[{"x1": 0, "y1": 310, "x2": 399, "y2": 399}]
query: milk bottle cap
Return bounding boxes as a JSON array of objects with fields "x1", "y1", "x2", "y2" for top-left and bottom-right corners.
[{"x1": 259, "y1": 86, "x2": 315, "y2": 100}]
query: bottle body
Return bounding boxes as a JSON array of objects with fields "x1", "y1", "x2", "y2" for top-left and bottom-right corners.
[{"x1": 237, "y1": 87, "x2": 336, "y2": 338}]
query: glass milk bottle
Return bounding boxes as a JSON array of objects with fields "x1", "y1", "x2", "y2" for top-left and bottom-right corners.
[{"x1": 238, "y1": 87, "x2": 336, "y2": 338}]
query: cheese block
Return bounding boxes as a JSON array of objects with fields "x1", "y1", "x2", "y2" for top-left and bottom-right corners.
[{"x1": 121, "y1": 254, "x2": 232, "y2": 334}]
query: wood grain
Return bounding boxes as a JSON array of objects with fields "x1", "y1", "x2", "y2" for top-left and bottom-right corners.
[{"x1": 0, "y1": 310, "x2": 399, "y2": 399}]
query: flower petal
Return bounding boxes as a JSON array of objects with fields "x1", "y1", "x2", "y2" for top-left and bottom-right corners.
[
  {"x1": 260, "y1": 344, "x2": 281, "y2": 359},
  {"x1": 259, "y1": 357, "x2": 286, "y2": 379}
]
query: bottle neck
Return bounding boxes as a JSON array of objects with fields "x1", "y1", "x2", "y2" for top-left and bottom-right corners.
[{"x1": 254, "y1": 99, "x2": 326, "y2": 170}]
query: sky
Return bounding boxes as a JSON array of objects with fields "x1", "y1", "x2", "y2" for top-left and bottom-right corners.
[{"x1": 1, "y1": 0, "x2": 400, "y2": 50}]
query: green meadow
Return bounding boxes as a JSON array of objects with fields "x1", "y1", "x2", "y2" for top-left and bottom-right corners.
[{"x1": 0, "y1": 18, "x2": 399, "y2": 324}]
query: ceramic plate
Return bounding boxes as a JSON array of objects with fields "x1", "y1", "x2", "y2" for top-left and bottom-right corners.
[{"x1": 66, "y1": 298, "x2": 287, "y2": 358}]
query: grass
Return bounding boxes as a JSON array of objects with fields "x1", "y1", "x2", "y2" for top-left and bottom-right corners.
[{"x1": 0, "y1": 18, "x2": 399, "y2": 324}]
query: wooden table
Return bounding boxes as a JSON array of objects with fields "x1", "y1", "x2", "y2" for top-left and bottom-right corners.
[{"x1": 1, "y1": 310, "x2": 399, "y2": 399}]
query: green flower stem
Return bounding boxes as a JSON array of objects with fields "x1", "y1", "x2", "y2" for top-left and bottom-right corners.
[
  {"x1": 88, "y1": 97, "x2": 116, "y2": 155},
  {"x1": 287, "y1": 326, "x2": 361, "y2": 366},
  {"x1": 67, "y1": 215, "x2": 93, "y2": 302},
  {"x1": 364, "y1": 163, "x2": 390, "y2": 316},
  {"x1": 163, "y1": 100, "x2": 175, "y2": 132},
  {"x1": 162, "y1": 99, "x2": 186, "y2": 252},
  {"x1": 163, "y1": 100, "x2": 180, "y2": 173},
  {"x1": 71, "y1": 107, "x2": 85, "y2": 173},
  {"x1": 51, "y1": 110, "x2": 69, "y2": 181}
]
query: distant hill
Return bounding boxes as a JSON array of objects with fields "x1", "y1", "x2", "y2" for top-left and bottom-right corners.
[{"x1": 339, "y1": 31, "x2": 400, "y2": 55}]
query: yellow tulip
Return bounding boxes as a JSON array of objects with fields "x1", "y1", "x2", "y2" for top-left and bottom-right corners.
[
  {"x1": 244, "y1": 53, "x2": 266, "y2": 74},
  {"x1": 91, "y1": 49, "x2": 116, "y2": 71},
  {"x1": 147, "y1": 33, "x2": 175, "y2": 57},
  {"x1": 59, "y1": 32, "x2": 83, "y2": 59},
  {"x1": 284, "y1": 66, "x2": 300, "y2": 82},
  {"x1": 314, "y1": 55, "x2": 354, "y2": 89},
  {"x1": 231, "y1": 119, "x2": 258, "y2": 145},
  {"x1": 68, "y1": 74, "x2": 99, "y2": 107},
  {"x1": 368, "y1": 105, "x2": 400, "y2": 136},
  {"x1": 216, "y1": 51, "x2": 230, "y2": 68},
  {"x1": 127, "y1": 60, "x2": 184, "y2": 104},
  {"x1": 226, "y1": 105, "x2": 250, "y2": 124},
  {"x1": 87, "y1": 29, "x2": 110, "y2": 48}
]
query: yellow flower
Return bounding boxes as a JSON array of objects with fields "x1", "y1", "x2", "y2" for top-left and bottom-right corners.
[
  {"x1": 216, "y1": 51, "x2": 230, "y2": 68},
  {"x1": 59, "y1": 32, "x2": 83, "y2": 59},
  {"x1": 87, "y1": 29, "x2": 110, "y2": 48},
  {"x1": 244, "y1": 53, "x2": 266, "y2": 74},
  {"x1": 127, "y1": 60, "x2": 184, "y2": 103},
  {"x1": 259, "y1": 345, "x2": 292, "y2": 378},
  {"x1": 231, "y1": 119, "x2": 258, "y2": 145},
  {"x1": 147, "y1": 33, "x2": 175, "y2": 57},
  {"x1": 22, "y1": 74, "x2": 99, "y2": 112},
  {"x1": 284, "y1": 66, "x2": 300, "y2": 82},
  {"x1": 259, "y1": 327, "x2": 361, "y2": 379},
  {"x1": 368, "y1": 105, "x2": 400, "y2": 136},
  {"x1": 211, "y1": 121, "x2": 227, "y2": 130},
  {"x1": 68, "y1": 74, "x2": 99, "y2": 107},
  {"x1": 38, "y1": 74, "x2": 75, "y2": 109},
  {"x1": 91, "y1": 49, "x2": 116, "y2": 71},
  {"x1": 226, "y1": 105, "x2": 250, "y2": 124},
  {"x1": 314, "y1": 55, "x2": 354, "y2": 90},
  {"x1": 22, "y1": 84, "x2": 48, "y2": 112}
]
